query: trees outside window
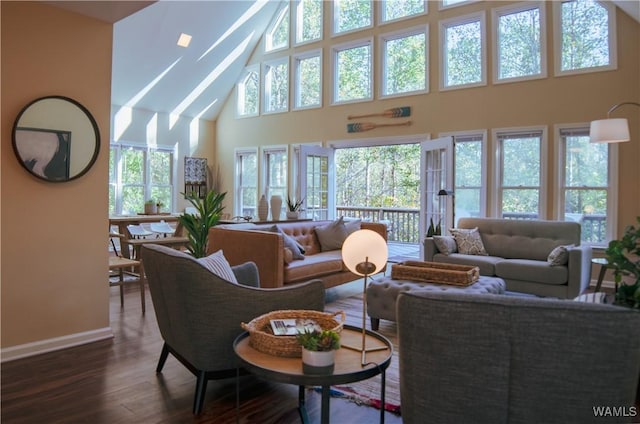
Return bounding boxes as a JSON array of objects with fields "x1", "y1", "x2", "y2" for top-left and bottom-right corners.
[
  {"x1": 380, "y1": 0, "x2": 426, "y2": 24},
  {"x1": 295, "y1": 0, "x2": 322, "y2": 45},
  {"x1": 237, "y1": 66, "x2": 259, "y2": 117},
  {"x1": 263, "y1": 58, "x2": 289, "y2": 114},
  {"x1": 453, "y1": 133, "x2": 485, "y2": 219},
  {"x1": 440, "y1": 12, "x2": 486, "y2": 89},
  {"x1": 554, "y1": 0, "x2": 616, "y2": 75},
  {"x1": 266, "y1": 4, "x2": 289, "y2": 52},
  {"x1": 294, "y1": 49, "x2": 322, "y2": 109},
  {"x1": 493, "y1": 2, "x2": 545, "y2": 83},
  {"x1": 333, "y1": 0, "x2": 372, "y2": 35},
  {"x1": 333, "y1": 39, "x2": 372, "y2": 103},
  {"x1": 234, "y1": 149, "x2": 258, "y2": 217},
  {"x1": 381, "y1": 26, "x2": 428, "y2": 97},
  {"x1": 263, "y1": 146, "x2": 288, "y2": 204}
]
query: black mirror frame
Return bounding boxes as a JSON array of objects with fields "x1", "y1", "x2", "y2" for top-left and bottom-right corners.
[{"x1": 12, "y1": 95, "x2": 101, "y2": 183}]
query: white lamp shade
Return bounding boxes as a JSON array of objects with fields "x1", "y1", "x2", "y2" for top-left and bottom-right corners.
[
  {"x1": 341, "y1": 229, "x2": 388, "y2": 276},
  {"x1": 590, "y1": 118, "x2": 630, "y2": 143}
]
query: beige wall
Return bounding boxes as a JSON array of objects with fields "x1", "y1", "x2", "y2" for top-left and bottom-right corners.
[
  {"x1": 216, "y1": 1, "x2": 640, "y2": 235},
  {"x1": 1, "y1": 3, "x2": 112, "y2": 352}
]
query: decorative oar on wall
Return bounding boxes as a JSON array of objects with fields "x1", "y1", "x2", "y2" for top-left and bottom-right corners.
[
  {"x1": 347, "y1": 121, "x2": 412, "y2": 133},
  {"x1": 347, "y1": 106, "x2": 411, "y2": 120}
]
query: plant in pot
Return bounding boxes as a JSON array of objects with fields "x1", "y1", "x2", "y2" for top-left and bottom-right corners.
[
  {"x1": 144, "y1": 199, "x2": 157, "y2": 215},
  {"x1": 297, "y1": 329, "x2": 340, "y2": 375},
  {"x1": 286, "y1": 196, "x2": 304, "y2": 219},
  {"x1": 178, "y1": 190, "x2": 226, "y2": 258},
  {"x1": 605, "y1": 216, "x2": 640, "y2": 309}
]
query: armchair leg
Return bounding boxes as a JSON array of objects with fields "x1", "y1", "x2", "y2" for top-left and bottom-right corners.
[
  {"x1": 193, "y1": 370, "x2": 208, "y2": 415},
  {"x1": 156, "y1": 343, "x2": 170, "y2": 373}
]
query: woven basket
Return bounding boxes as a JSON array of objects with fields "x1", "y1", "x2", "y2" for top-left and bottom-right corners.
[
  {"x1": 391, "y1": 260, "x2": 480, "y2": 286},
  {"x1": 240, "y1": 310, "x2": 345, "y2": 357}
]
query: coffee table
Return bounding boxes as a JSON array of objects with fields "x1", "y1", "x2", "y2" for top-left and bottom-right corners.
[{"x1": 234, "y1": 324, "x2": 393, "y2": 424}]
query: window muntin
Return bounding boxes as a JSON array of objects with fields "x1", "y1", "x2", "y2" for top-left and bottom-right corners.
[
  {"x1": 237, "y1": 66, "x2": 260, "y2": 117},
  {"x1": 554, "y1": 0, "x2": 616, "y2": 75},
  {"x1": 263, "y1": 58, "x2": 289, "y2": 114},
  {"x1": 380, "y1": 0, "x2": 426, "y2": 24},
  {"x1": 333, "y1": 39, "x2": 373, "y2": 104},
  {"x1": 493, "y1": 2, "x2": 546, "y2": 83},
  {"x1": 295, "y1": 0, "x2": 323, "y2": 45},
  {"x1": 440, "y1": 12, "x2": 486, "y2": 90},
  {"x1": 333, "y1": 0, "x2": 372, "y2": 36},
  {"x1": 558, "y1": 127, "x2": 612, "y2": 245},
  {"x1": 263, "y1": 146, "x2": 288, "y2": 206},
  {"x1": 294, "y1": 49, "x2": 322, "y2": 110},
  {"x1": 496, "y1": 130, "x2": 544, "y2": 219},
  {"x1": 235, "y1": 149, "x2": 258, "y2": 218},
  {"x1": 266, "y1": 4, "x2": 290, "y2": 52},
  {"x1": 381, "y1": 26, "x2": 428, "y2": 97}
]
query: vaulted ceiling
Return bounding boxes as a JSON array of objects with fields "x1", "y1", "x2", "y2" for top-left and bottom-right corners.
[{"x1": 50, "y1": 0, "x2": 639, "y2": 123}]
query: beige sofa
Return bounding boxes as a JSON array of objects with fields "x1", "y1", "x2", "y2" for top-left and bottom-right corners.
[{"x1": 208, "y1": 220, "x2": 387, "y2": 288}]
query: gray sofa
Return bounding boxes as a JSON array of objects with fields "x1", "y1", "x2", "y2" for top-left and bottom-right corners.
[
  {"x1": 424, "y1": 218, "x2": 592, "y2": 298},
  {"x1": 397, "y1": 291, "x2": 640, "y2": 424}
]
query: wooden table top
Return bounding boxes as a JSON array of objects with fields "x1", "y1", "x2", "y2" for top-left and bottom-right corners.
[{"x1": 109, "y1": 214, "x2": 181, "y2": 223}]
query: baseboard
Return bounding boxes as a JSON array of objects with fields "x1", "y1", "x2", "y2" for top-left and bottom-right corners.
[{"x1": 1, "y1": 327, "x2": 114, "y2": 363}]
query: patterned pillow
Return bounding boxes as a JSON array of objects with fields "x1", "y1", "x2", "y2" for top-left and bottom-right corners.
[
  {"x1": 547, "y1": 244, "x2": 574, "y2": 266},
  {"x1": 433, "y1": 235, "x2": 457, "y2": 255},
  {"x1": 449, "y1": 227, "x2": 488, "y2": 256},
  {"x1": 198, "y1": 250, "x2": 238, "y2": 284}
]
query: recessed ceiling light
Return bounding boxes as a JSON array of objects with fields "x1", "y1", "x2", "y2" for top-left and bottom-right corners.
[{"x1": 177, "y1": 33, "x2": 192, "y2": 48}]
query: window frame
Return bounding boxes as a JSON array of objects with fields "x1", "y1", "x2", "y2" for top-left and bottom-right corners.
[
  {"x1": 439, "y1": 11, "x2": 487, "y2": 91},
  {"x1": 438, "y1": 0, "x2": 480, "y2": 12},
  {"x1": 294, "y1": 0, "x2": 323, "y2": 46},
  {"x1": 331, "y1": 0, "x2": 373, "y2": 37},
  {"x1": 262, "y1": 56, "x2": 290, "y2": 115},
  {"x1": 378, "y1": 0, "x2": 427, "y2": 25},
  {"x1": 554, "y1": 123, "x2": 618, "y2": 245},
  {"x1": 379, "y1": 25, "x2": 429, "y2": 99},
  {"x1": 293, "y1": 48, "x2": 323, "y2": 110},
  {"x1": 492, "y1": 1, "x2": 547, "y2": 85},
  {"x1": 331, "y1": 37, "x2": 374, "y2": 105},
  {"x1": 265, "y1": 3, "x2": 290, "y2": 53},
  {"x1": 552, "y1": 0, "x2": 617, "y2": 77},
  {"x1": 261, "y1": 145, "x2": 289, "y2": 202},
  {"x1": 234, "y1": 147, "x2": 259, "y2": 218},
  {"x1": 236, "y1": 64, "x2": 260, "y2": 118},
  {"x1": 492, "y1": 126, "x2": 548, "y2": 219}
]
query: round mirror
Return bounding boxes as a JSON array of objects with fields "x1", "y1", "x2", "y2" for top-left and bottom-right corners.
[{"x1": 12, "y1": 95, "x2": 100, "y2": 182}]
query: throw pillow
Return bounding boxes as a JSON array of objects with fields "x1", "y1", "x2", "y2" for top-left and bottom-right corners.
[
  {"x1": 433, "y1": 235, "x2": 457, "y2": 255},
  {"x1": 198, "y1": 250, "x2": 238, "y2": 284},
  {"x1": 315, "y1": 216, "x2": 349, "y2": 251},
  {"x1": 573, "y1": 292, "x2": 608, "y2": 304},
  {"x1": 267, "y1": 225, "x2": 305, "y2": 260},
  {"x1": 449, "y1": 227, "x2": 488, "y2": 256},
  {"x1": 547, "y1": 244, "x2": 574, "y2": 266},
  {"x1": 344, "y1": 219, "x2": 362, "y2": 235}
]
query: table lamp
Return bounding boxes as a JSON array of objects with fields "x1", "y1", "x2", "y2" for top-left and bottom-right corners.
[{"x1": 341, "y1": 229, "x2": 388, "y2": 366}]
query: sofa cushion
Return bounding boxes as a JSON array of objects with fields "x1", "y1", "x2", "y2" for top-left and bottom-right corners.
[
  {"x1": 433, "y1": 253, "x2": 501, "y2": 276},
  {"x1": 197, "y1": 250, "x2": 238, "y2": 284},
  {"x1": 450, "y1": 227, "x2": 488, "y2": 256},
  {"x1": 547, "y1": 244, "x2": 574, "y2": 266},
  {"x1": 495, "y1": 259, "x2": 568, "y2": 285},
  {"x1": 284, "y1": 251, "x2": 345, "y2": 283},
  {"x1": 433, "y1": 235, "x2": 457, "y2": 255},
  {"x1": 315, "y1": 217, "x2": 349, "y2": 251}
]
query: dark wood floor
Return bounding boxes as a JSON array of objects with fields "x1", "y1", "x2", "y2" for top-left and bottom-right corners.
[{"x1": 1, "y1": 280, "x2": 402, "y2": 424}]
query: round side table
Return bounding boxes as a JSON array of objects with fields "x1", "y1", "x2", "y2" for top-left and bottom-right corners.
[{"x1": 592, "y1": 257, "x2": 609, "y2": 292}]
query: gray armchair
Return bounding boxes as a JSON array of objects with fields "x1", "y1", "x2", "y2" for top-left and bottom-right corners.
[
  {"x1": 140, "y1": 244, "x2": 325, "y2": 414},
  {"x1": 397, "y1": 291, "x2": 640, "y2": 424}
]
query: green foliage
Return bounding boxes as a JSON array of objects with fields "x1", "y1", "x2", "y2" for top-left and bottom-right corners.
[
  {"x1": 286, "y1": 196, "x2": 304, "y2": 212},
  {"x1": 297, "y1": 329, "x2": 340, "y2": 352},
  {"x1": 178, "y1": 190, "x2": 226, "y2": 258},
  {"x1": 605, "y1": 216, "x2": 640, "y2": 309}
]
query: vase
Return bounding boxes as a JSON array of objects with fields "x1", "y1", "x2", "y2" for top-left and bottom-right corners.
[
  {"x1": 302, "y1": 348, "x2": 335, "y2": 375},
  {"x1": 144, "y1": 203, "x2": 157, "y2": 214},
  {"x1": 270, "y1": 195, "x2": 282, "y2": 221},
  {"x1": 286, "y1": 211, "x2": 299, "y2": 220},
  {"x1": 258, "y1": 194, "x2": 269, "y2": 221}
]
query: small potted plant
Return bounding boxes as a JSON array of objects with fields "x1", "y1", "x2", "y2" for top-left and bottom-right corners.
[
  {"x1": 605, "y1": 216, "x2": 640, "y2": 309},
  {"x1": 156, "y1": 200, "x2": 165, "y2": 214},
  {"x1": 286, "y1": 196, "x2": 304, "y2": 219},
  {"x1": 144, "y1": 199, "x2": 157, "y2": 215},
  {"x1": 297, "y1": 329, "x2": 340, "y2": 374}
]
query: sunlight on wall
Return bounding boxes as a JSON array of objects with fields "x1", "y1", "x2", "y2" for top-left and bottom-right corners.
[
  {"x1": 146, "y1": 113, "x2": 158, "y2": 147},
  {"x1": 170, "y1": 32, "x2": 254, "y2": 129},
  {"x1": 190, "y1": 99, "x2": 217, "y2": 155}
]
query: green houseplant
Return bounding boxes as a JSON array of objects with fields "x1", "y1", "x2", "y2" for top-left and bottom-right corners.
[
  {"x1": 297, "y1": 329, "x2": 340, "y2": 375},
  {"x1": 178, "y1": 190, "x2": 226, "y2": 258},
  {"x1": 286, "y1": 196, "x2": 304, "y2": 219},
  {"x1": 605, "y1": 216, "x2": 640, "y2": 309}
]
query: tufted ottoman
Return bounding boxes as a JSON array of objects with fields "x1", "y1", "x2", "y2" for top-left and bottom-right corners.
[{"x1": 366, "y1": 276, "x2": 506, "y2": 330}]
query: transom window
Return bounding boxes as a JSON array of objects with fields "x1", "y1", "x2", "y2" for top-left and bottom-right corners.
[
  {"x1": 380, "y1": 0, "x2": 426, "y2": 24},
  {"x1": 381, "y1": 26, "x2": 428, "y2": 97},
  {"x1": 237, "y1": 65, "x2": 260, "y2": 117},
  {"x1": 263, "y1": 58, "x2": 289, "y2": 114},
  {"x1": 266, "y1": 4, "x2": 289, "y2": 52},
  {"x1": 333, "y1": 39, "x2": 373, "y2": 104},
  {"x1": 295, "y1": 0, "x2": 323, "y2": 45},
  {"x1": 332, "y1": 0, "x2": 372, "y2": 35},
  {"x1": 440, "y1": 12, "x2": 486, "y2": 90},
  {"x1": 293, "y1": 49, "x2": 322, "y2": 110}
]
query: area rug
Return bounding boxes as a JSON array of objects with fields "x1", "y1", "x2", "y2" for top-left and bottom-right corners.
[{"x1": 311, "y1": 294, "x2": 402, "y2": 415}]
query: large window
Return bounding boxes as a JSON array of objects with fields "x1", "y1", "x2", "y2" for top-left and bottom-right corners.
[
  {"x1": 237, "y1": 65, "x2": 259, "y2": 117},
  {"x1": 440, "y1": 12, "x2": 486, "y2": 90},
  {"x1": 263, "y1": 58, "x2": 289, "y2": 114},
  {"x1": 333, "y1": 39, "x2": 373, "y2": 104},
  {"x1": 493, "y1": 2, "x2": 546, "y2": 83},
  {"x1": 332, "y1": 0, "x2": 372, "y2": 35},
  {"x1": 263, "y1": 146, "x2": 288, "y2": 208},
  {"x1": 381, "y1": 26, "x2": 428, "y2": 97},
  {"x1": 234, "y1": 149, "x2": 258, "y2": 217},
  {"x1": 495, "y1": 128, "x2": 545, "y2": 219},
  {"x1": 295, "y1": 0, "x2": 323, "y2": 45},
  {"x1": 557, "y1": 126, "x2": 614, "y2": 244},
  {"x1": 380, "y1": 0, "x2": 426, "y2": 24},
  {"x1": 554, "y1": 0, "x2": 616, "y2": 75},
  {"x1": 266, "y1": 4, "x2": 289, "y2": 52},
  {"x1": 109, "y1": 144, "x2": 174, "y2": 215},
  {"x1": 294, "y1": 49, "x2": 322, "y2": 110},
  {"x1": 453, "y1": 133, "x2": 486, "y2": 220}
]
